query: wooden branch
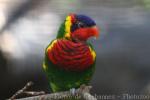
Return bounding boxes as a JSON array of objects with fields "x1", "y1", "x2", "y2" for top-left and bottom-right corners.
[
  {"x1": 9, "y1": 81, "x2": 45, "y2": 100},
  {"x1": 9, "y1": 81, "x2": 33, "y2": 100},
  {"x1": 9, "y1": 82, "x2": 97, "y2": 100},
  {"x1": 8, "y1": 82, "x2": 97, "y2": 100}
]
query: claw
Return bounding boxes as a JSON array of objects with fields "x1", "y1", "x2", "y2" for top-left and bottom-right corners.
[{"x1": 70, "y1": 88, "x2": 76, "y2": 95}]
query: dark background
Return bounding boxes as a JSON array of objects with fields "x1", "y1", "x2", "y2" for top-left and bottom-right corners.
[{"x1": 0, "y1": 0, "x2": 150, "y2": 99}]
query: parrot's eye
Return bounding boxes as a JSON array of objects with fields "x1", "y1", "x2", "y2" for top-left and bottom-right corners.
[{"x1": 77, "y1": 22, "x2": 86, "y2": 28}]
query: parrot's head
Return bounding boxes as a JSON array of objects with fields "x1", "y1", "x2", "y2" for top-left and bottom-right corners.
[{"x1": 64, "y1": 14, "x2": 99, "y2": 42}]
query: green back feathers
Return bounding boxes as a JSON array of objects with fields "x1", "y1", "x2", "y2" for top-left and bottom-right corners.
[
  {"x1": 56, "y1": 20, "x2": 66, "y2": 39},
  {"x1": 56, "y1": 15, "x2": 72, "y2": 39}
]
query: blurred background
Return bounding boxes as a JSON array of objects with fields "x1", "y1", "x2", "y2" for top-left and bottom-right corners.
[{"x1": 0, "y1": 0, "x2": 150, "y2": 99}]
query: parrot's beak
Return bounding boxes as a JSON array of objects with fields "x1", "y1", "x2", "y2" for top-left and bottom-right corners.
[{"x1": 89, "y1": 26, "x2": 99, "y2": 39}]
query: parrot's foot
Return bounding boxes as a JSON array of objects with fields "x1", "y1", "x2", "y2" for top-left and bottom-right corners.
[
  {"x1": 70, "y1": 88, "x2": 76, "y2": 95},
  {"x1": 78, "y1": 84, "x2": 92, "y2": 93},
  {"x1": 69, "y1": 85, "x2": 92, "y2": 96}
]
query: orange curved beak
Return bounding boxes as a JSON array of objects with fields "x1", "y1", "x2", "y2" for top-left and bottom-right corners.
[{"x1": 89, "y1": 26, "x2": 99, "y2": 39}]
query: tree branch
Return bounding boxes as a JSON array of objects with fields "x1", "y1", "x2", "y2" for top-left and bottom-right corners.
[
  {"x1": 9, "y1": 81, "x2": 45, "y2": 100},
  {"x1": 9, "y1": 81, "x2": 33, "y2": 100},
  {"x1": 8, "y1": 82, "x2": 97, "y2": 100}
]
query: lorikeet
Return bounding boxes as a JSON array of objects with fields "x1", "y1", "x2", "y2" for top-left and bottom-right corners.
[{"x1": 43, "y1": 14, "x2": 99, "y2": 92}]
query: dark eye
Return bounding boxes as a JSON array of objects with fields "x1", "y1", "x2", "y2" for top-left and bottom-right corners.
[{"x1": 77, "y1": 22, "x2": 85, "y2": 28}]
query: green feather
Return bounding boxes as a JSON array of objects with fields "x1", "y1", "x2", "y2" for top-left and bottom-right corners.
[{"x1": 56, "y1": 20, "x2": 66, "y2": 39}]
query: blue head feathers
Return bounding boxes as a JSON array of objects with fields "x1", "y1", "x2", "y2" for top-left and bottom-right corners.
[
  {"x1": 76, "y1": 14, "x2": 96, "y2": 27},
  {"x1": 71, "y1": 14, "x2": 96, "y2": 32}
]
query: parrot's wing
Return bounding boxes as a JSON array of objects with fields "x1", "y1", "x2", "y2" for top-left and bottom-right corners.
[{"x1": 43, "y1": 39, "x2": 56, "y2": 73}]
